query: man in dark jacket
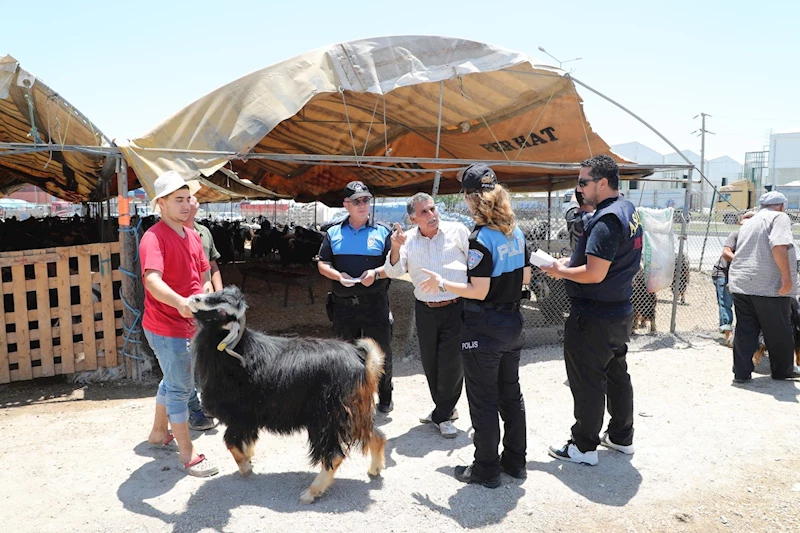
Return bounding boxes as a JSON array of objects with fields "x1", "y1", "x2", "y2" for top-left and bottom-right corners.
[{"x1": 541, "y1": 155, "x2": 643, "y2": 466}]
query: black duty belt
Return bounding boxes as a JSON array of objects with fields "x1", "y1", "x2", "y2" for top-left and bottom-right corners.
[
  {"x1": 331, "y1": 292, "x2": 386, "y2": 306},
  {"x1": 463, "y1": 301, "x2": 520, "y2": 313}
]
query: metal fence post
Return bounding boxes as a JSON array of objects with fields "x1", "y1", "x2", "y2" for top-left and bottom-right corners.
[
  {"x1": 698, "y1": 188, "x2": 717, "y2": 271},
  {"x1": 670, "y1": 169, "x2": 693, "y2": 333}
]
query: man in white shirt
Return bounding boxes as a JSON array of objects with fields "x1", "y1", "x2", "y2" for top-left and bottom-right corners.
[
  {"x1": 728, "y1": 191, "x2": 800, "y2": 383},
  {"x1": 384, "y1": 193, "x2": 470, "y2": 438}
]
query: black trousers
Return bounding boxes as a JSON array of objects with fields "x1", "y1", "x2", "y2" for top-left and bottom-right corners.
[
  {"x1": 332, "y1": 292, "x2": 393, "y2": 405},
  {"x1": 563, "y1": 311, "x2": 634, "y2": 453},
  {"x1": 415, "y1": 300, "x2": 464, "y2": 424},
  {"x1": 732, "y1": 293, "x2": 795, "y2": 379},
  {"x1": 460, "y1": 307, "x2": 526, "y2": 479}
]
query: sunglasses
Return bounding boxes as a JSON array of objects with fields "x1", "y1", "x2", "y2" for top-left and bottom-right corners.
[
  {"x1": 346, "y1": 197, "x2": 371, "y2": 206},
  {"x1": 577, "y1": 178, "x2": 600, "y2": 188}
]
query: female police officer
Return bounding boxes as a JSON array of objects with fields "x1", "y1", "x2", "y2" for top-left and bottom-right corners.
[{"x1": 420, "y1": 163, "x2": 531, "y2": 488}]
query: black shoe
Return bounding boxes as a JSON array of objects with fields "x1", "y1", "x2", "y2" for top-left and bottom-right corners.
[
  {"x1": 772, "y1": 372, "x2": 800, "y2": 380},
  {"x1": 733, "y1": 376, "x2": 752, "y2": 384},
  {"x1": 189, "y1": 410, "x2": 218, "y2": 431},
  {"x1": 377, "y1": 401, "x2": 394, "y2": 413},
  {"x1": 454, "y1": 465, "x2": 501, "y2": 488},
  {"x1": 501, "y1": 464, "x2": 527, "y2": 480}
]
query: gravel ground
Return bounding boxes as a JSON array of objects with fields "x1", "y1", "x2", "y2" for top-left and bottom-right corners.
[{"x1": 1, "y1": 326, "x2": 799, "y2": 532}]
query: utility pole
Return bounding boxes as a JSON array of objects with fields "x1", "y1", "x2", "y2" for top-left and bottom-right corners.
[{"x1": 693, "y1": 113, "x2": 714, "y2": 211}]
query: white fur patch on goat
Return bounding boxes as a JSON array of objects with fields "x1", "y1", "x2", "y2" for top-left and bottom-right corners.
[
  {"x1": 217, "y1": 302, "x2": 246, "y2": 319},
  {"x1": 188, "y1": 295, "x2": 246, "y2": 319}
]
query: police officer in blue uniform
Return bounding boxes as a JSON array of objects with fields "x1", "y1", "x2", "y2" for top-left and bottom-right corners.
[
  {"x1": 420, "y1": 164, "x2": 531, "y2": 488},
  {"x1": 542, "y1": 155, "x2": 643, "y2": 466},
  {"x1": 318, "y1": 181, "x2": 394, "y2": 412}
]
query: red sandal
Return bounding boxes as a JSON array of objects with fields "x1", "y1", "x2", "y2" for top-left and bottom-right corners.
[{"x1": 179, "y1": 454, "x2": 219, "y2": 478}]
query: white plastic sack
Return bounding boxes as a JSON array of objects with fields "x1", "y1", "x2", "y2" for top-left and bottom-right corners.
[{"x1": 637, "y1": 207, "x2": 675, "y2": 293}]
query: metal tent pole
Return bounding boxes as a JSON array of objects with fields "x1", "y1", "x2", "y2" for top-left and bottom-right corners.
[
  {"x1": 432, "y1": 171, "x2": 442, "y2": 198},
  {"x1": 547, "y1": 177, "x2": 553, "y2": 250},
  {"x1": 571, "y1": 76, "x2": 699, "y2": 172}
]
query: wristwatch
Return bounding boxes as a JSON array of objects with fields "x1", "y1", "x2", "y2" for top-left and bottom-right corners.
[{"x1": 438, "y1": 278, "x2": 446, "y2": 293}]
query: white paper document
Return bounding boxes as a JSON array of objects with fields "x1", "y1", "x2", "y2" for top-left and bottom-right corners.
[{"x1": 529, "y1": 249, "x2": 556, "y2": 268}]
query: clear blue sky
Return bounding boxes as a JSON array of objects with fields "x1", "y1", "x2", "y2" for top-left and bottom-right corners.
[{"x1": 2, "y1": 0, "x2": 797, "y2": 163}]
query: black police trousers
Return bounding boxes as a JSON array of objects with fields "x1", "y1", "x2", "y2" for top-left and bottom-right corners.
[
  {"x1": 732, "y1": 293, "x2": 796, "y2": 379},
  {"x1": 332, "y1": 291, "x2": 393, "y2": 405},
  {"x1": 564, "y1": 310, "x2": 634, "y2": 452},
  {"x1": 460, "y1": 306, "x2": 526, "y2": 479},
  {"x1": 415, "y1": 299, "x2": 464, "y2": 424}
]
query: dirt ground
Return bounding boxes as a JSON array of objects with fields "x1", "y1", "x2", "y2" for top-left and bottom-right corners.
[
  {"x1": 1, "y1": 264, "x2": 800, "y2": 533},
  {"x1": 1, "y1": 334, "x2": 799, "y2": 533}
]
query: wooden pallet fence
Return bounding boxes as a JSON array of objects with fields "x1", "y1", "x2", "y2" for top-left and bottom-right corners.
[{"x1": 0, "y1": 242, "x2": 124, "y2": 383}]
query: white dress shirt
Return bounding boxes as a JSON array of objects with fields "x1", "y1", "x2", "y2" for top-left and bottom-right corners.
[{"x1": 383, "y1": 220, "x2": 470, "y2": 302}]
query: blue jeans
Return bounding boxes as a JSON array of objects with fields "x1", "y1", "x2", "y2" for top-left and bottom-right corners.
[
  {"x1": 714, "y1": 277, "x2": 733, "y2": 332},
  {"x1": 144, "y1": 330, "x2": 201, "y2": 424}
]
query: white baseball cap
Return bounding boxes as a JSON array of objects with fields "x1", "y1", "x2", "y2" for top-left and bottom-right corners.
[{"x1": 149, "y1": 171, "x2": 201, "y2": 214}]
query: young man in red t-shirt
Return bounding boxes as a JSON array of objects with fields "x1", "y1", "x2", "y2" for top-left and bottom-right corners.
[{"x1": 140, "y1": 171, "x2": 217, "y2": 477}]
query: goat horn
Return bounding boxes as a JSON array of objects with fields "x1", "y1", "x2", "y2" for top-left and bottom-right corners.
[
  {"x1": 217, "y1": 322, "x2": 240, "y2": 351},
  {"x1": 225, "y1": 348, "x2": 246, "y2": 368}
]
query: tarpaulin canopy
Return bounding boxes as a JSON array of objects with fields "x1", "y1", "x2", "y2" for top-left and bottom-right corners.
[
  {"x1": 0, "y1": 54, "x2": 132, "y2": 203},
  {"x1": 120, "y1": 36, "x2": 670, "y2": 206}
]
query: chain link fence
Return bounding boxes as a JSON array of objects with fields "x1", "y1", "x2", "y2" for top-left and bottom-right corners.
[
  {"x1": 186, "y1": 194, "x2": 799, "y2": 345},
  {"x1": 433, "y1": 195, "x2": 800, "y2": 344}
]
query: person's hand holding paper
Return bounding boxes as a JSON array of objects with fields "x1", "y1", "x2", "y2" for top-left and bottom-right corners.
[
  {"x1": 529, "y1": 249, "x2": 556, "y2": 268},
  {"x1": 533, "y1": 249, "x2": 569, "y2": 280}
]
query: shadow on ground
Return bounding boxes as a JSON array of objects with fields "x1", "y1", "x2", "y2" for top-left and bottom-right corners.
[
  {"x1": 410, "y1": 465, "x2": 525, "y2": 529},
  {"x1": 0, "y1": 376, "x2": 155, "y2": 409},
  {"x1": 528, "y1": 451, "x2": 641, "y2": 506},
  {"x1": 118, "y1": 441, "x2": 382, "y2": 532}
]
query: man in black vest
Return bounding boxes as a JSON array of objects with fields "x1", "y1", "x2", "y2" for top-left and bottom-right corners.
[{"x1": 541, "y1": 155, "x2": 643, "y2": 466}]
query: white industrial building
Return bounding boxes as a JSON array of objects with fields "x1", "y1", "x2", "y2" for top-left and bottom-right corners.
[
  {"x1": 612, "y1": 143, "x2": 743, "y2": 209},
  {"x1": 768, "y1": 131, "x2": 800, "y2": 188}
]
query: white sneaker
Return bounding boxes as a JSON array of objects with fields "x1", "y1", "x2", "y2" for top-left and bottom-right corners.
[
  {"x1": 600, "y1": 433, "x2": 635, "y2": 455},
  {"x1": 548, "y1": 441, "x2": 598, "y2": 466},
  {"x1": 435, "y1": 420, "x2": 458, "y2": 439},
  {"x1": 419, "y1": 408, "x2": 459, "y2": 424}
]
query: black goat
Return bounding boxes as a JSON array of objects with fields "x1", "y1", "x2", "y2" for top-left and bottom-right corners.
[
  {"x1": 672, "y1": 255, "x2": 690, "y2": 305},
  {"x1": 187, "y1": 286, "x2": 386, "y2": 504},
  {"x1": 529, "y1": 269, "x2": 570, "y2": 325},
  {"x1": 631, "y1": 269, "x2": 656, "y2": 333},
  {"x1": 753, "y1": 297, "x2": 800, "y2": 369}
]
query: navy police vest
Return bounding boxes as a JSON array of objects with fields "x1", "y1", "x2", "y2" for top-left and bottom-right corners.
[{"x1": 565, "y1": 196, "x2": 643, "y2": 306}]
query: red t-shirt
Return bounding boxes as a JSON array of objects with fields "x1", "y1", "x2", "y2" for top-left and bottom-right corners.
[{"x1": 140, "y1": 221, "x2": 210, "y2": 338}]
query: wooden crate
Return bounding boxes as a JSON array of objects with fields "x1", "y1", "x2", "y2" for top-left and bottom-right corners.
[{"x1": 0, "y1": 242, "x2": 124, "y2": 383}]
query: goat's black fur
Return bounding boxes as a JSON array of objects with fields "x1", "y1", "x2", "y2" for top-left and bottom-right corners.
[{"x1": 632, "y1": 269, "x2": 656, "y2": 333}]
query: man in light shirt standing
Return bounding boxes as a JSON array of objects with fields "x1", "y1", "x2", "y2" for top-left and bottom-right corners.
[
  {"x1": 384, "y1": 193, "x2": 470, "y2": 438},
  {"x1": 728, "y1": 191, "x2": 800, "y2": 383}
]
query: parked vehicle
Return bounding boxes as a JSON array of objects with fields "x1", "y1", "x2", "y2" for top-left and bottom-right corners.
[
  {"x1": 715, "y1": 180, "x2": 755, "y2": 224},
  {"x1": 215, "y1": 212, "x2": 244, "y2": 222}
]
